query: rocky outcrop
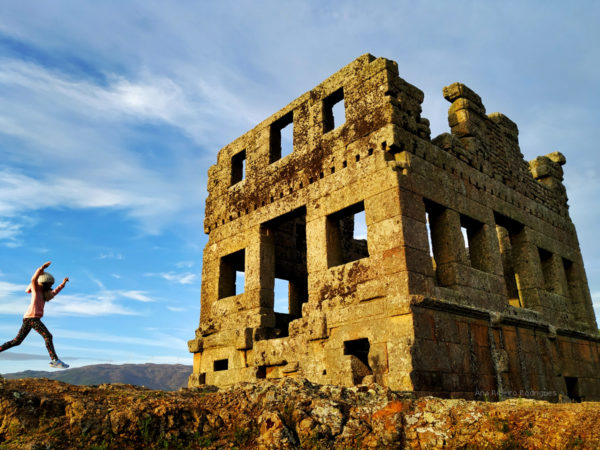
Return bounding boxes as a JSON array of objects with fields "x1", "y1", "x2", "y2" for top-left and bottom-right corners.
[{"x1": 0, "y1": 376, "x2": 599, "y2": 449}]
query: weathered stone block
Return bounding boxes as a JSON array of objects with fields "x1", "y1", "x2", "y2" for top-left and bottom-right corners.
[
  {"x1": 235, "y1": 328, "x2": 253, "y2": 350},
  {"x1": 443, "y1": 82, "x2": 484, "y2": 110},
  {"x1": 188, "y1": 337, "x2": 203, "y2": 353},
  {"x1": 306, "y1": 313, "x2": 328, "y2": 340}
]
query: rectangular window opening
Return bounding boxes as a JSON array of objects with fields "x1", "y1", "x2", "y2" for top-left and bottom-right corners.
[
  {"x1": 344, "y1": 338, "x2": 372, "y2": 385},
  {"x1": 562, "y1": 258, "x2": 576, "y2": 301},
  {"x1": 495, "y1": 223, "x2": 521, "y2": 307},
  {"x1": 326, "y1": 201, "x2": 369, "y2": 268},
  {"x1": 230, "y1": 149, "x2": 246, "y2": 185},
  {"x1": 213, "y1": 359, "x2": 228, "y2": 371},
  {"x1": 256, "y1": 366, "x2": 266, "y2": 379},
  {"x1": 538, "y1": 248, "x2": 554, "y2": 292},
  {"x1": 563, "y1": 258, "x2": 575, "y2": 285},
  {"x1": 424, "y1": 200, "x2": 445, "y2": 286},
  {"x1": 461, "y1": 225, "x2": 470, "y2": 265},
  {"x1": 269, "y1": 111, "x2": 294, "y2": 163},
  {"x1": 425, "y1": 212, "x2": 434, "y2": 258},
  {"x1": 262, "y1": 207, "x2": 308, "y2": 339},
  {"x1": 494, "y1": 213, "x2": 525, "y2": 307},
  {"x1": 423, "y1": 211, "x2": 440, "y2": 290},
  {"x1": 344, "y1": 338, "x2": 371, "y2": 366},
  {"x1": 565, "y1": 376, "x2": 581, "y2": 402},
  {"x1": 460, "y1": 215, "x2": 488, "y2": 271},
  {"x1": 323, "y1": 88, "x2": 345, "y2": 133},
  {"x1": 218, "y1": 249, "x2": 245, "y2": 299},
  {"x1": 561, "y1": 257, "x2": 583, "y2": 323}
]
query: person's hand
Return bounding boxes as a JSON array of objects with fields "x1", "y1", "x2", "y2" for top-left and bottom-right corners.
[
  {"x1": 63, "y1": 277, "x2": 69, "y2": 283},
  {"x1": 42, "y1": 261, "x2": 51, "y2": 269}
]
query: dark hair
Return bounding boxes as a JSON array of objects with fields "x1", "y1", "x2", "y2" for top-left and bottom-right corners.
[{"x1": 41, "y1": 282, "x2": 53, "y2": 291}]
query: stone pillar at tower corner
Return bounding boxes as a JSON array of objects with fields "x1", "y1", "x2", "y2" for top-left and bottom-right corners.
[{"x1": 188, "y1": 54, "x2": 600, "y2": 401}]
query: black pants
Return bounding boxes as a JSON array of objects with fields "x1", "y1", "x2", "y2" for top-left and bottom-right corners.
[{"x1": 0, "y1": 318, "x2": 58, "y2": 360}]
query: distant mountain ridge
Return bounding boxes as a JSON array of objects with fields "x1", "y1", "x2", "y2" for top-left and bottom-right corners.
[{"x1": 2, "y1": 363, "x2": 192, "y2": 391}]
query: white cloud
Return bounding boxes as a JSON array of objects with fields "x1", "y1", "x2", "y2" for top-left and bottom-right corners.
[
  {"x1": 0, "y1": 281, "x2": 28, "y2": 315},
  {"x1": 0, "y1": 280, "x2": 26, "y2": 294},
  {"x1": 85, "y1": 272, "x2": 106, "y2": 290},
  {"x1": 99, "y1": 252, "x2": 124, "y2": 260},
  {"x1": 0, "y1": 352, "x2": 52, "y2": 361},
  {"x1": 0, "y1": 60, "x2": 192, "y2": 129},
  {"x1": 0, "y1": 164, "x2": 199, "y2": 244},
  {"x1": 0, "y1": 57, "x2": 211, "y2": 243},
  {"x1": 107, "y1": 75, "x2": 192, "y2": 123},
  {"x1": 0, "y1": 220, "x2": 22, "y2": 246},
  {"x1": 46, "y1": 293, "x2": 139, "y2": 317},
  {"x1": 0, "y1": 55, "x2": 256, "y2": 154},
  {"x1": 0, "y1": 280, "x2": 150, "y2": 317},
  {"x1": 119, "y1": 290, "x2": 154, "y2": 302},
  {"x1": 0, "y1": 168, "x2": 174, "y2": 220},
  {"x1": 175, "y1": 261, "x2": 194, "y2": 269},
  {"x1": 53, "y1": 328, "x2": 186, "y2": 350},
  {"x1": 147, "y1": 271, "x2": 198, "y2": 285}
]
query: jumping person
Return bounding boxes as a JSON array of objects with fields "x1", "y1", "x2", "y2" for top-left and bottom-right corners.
[{"x1": 0, "y1": 261, "x2": 69, "y2": 368}]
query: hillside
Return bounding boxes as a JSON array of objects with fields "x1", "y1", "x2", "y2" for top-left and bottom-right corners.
[
  {"x1": 2, "y1": 363, "x2": 192, "y2": 391},
  {"x1": 0, "y1": 376, "x2": 599, "y2": 448}
]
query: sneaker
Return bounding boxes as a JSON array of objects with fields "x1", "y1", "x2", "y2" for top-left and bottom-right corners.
[{"x1": 49, "y1": 359, "x2": 69, "y2": 369}]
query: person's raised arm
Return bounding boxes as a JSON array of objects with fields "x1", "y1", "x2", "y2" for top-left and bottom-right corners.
[
  {"x1": 31, "y1": 261, "x2": 51, "y2": 285},
  {"x1": 52, "y1": 277, "x2": 69, "y2": 297}
]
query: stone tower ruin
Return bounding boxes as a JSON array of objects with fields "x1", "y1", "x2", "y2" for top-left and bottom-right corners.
[{"x1": 188, "y1": 54, "x2": 600, "y2": 400}]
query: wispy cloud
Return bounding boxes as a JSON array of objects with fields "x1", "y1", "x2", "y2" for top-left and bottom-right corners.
[
  {"x1": 146, "y1": 271, "x2": 198, "y2": 285},
  {"x1": 0, "y1": 280, "x2": 150, "y2": 317},
  {"x1": 0, "y1": 280, "x2": 26, "y2": 294},
  {"x1": 53, "y1": 328, "x2": 186, "y2": 350},
  {"x1": 85, "y1": 272, "x2": 106, "y2": 290},
  {"x1": 0, "y1": 352, "x2": 52, "y2": 361},
  {"x1": 0, "y1": 352, "x2": 85, "y2": 362},
  {"x1": 119, "y1": 290, "x2": 154, "y2": 302},
  {"x1": 99, "y1": 252, "x2": 124, "y2": 260},
  {"x1": 0, "y1": 281, "x2": 28, "y2": 315},
  {"x1": 0, "y1": 220, "x2": 22, "y2": 247},
  {"x1": 42, "y1": 293, "x2": 139, "y2": 317},
  {"x1": 175, "y1": 261, "x2": 194, "y2": 269},
  {"x1": 0, "y1": 59, "x2": 193, "y2": 135},
  {"x1": 0, "y1": 56, "x2": 211, "y2": 244}
]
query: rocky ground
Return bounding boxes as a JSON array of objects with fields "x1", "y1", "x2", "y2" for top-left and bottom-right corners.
[{"x1": 0, "y1": 376, "x2": 599, "y2": 449}]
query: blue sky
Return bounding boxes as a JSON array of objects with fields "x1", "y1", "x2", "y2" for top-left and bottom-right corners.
[{"x1": 1, "y1": 1, "x2": 599, "y2": 373}]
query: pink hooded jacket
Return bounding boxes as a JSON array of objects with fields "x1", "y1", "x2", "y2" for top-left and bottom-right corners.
[{"x1": 23, "y1": 266, "x2": 66, "y2": 319}]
